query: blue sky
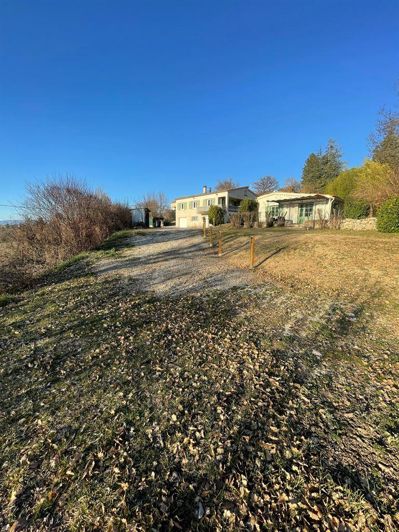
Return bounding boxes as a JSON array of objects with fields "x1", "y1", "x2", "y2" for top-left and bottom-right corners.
[{"x1": 0, "y1": 0, "x2": 398, "y2": 219}]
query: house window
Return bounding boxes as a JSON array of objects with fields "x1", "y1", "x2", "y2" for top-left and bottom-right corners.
[
  {"x1": 191, "y1": 216, "x2": 198, "y2": 221},
  {"x1": 218, "y1": 197, "x2": 226, "y2": 207},
  {"x1": 299, "y1": 203, "x2": 314, "y2": 219},
  {"x1": 266, "y1": 205, "x2": 280, "y2": 217},
  {"x1": 206, "y1": 198, "x2": 215, "y2": 206}
]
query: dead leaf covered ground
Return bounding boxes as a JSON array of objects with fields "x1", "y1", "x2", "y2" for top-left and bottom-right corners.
[{"x1": 0, "y1": 228, "x2": 398, "y2": 530}]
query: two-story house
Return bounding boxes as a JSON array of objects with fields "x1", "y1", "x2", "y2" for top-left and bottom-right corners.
[{"x1": 173, "y1": 185, "x2": 257, "y2": 229}]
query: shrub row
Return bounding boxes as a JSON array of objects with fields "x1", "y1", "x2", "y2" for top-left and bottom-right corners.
[
  {"x1": 377, "y1": 197, "x2": 399, "y2": 233},
  {"x1": 0, "y1": 179, "x2": 131, "y2": 292},
  {"x1": 343, "y1": 199, "x2": 369, "y2": 219}
]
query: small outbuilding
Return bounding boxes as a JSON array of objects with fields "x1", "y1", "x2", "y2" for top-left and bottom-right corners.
[{"x1": 130, "y1": 207, "x2": 152, "y2": 228}]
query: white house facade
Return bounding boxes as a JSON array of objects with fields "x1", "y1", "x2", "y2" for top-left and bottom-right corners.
[{"x1": 173, "y1": 186, "x2": 256, "y2": 229}]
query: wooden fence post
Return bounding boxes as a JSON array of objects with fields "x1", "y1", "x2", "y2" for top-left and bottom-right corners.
[
  {"x1": 249, "y1": 236, "x2": 255, "y2": 269},
  {"x1": 209, "y1": 227, "x2": 213, "y2": 248},
  {"x1": 202, "y1": 218, "x2": 206, "y2": 238},
  {"x1": 218, "y1": 237, "x2": 222, "y2": 256}
]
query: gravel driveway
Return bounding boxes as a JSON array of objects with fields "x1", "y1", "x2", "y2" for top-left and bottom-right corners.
[{"x1": 95, "y1": 228, "x2": 255, "y2": 295}]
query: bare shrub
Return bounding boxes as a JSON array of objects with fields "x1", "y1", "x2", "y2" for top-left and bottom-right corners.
[
  {"x1": 276, "y1": 216, "x2": 286, "y2": 227},
  {"x1": 0, "y1": 178, "x2": 131, "y2": 292},
  {"x1": 109, "y1": 202, "x2": 132, "y2": 231},
  {"x1": 230, "y1": 213, "x2": 242, "y2": 228},
  {"x1": 241, "y1": 211, "x2": 257, "y2": 228},
  {"x1": 0, "y1": 227, "x2": 30, "y2": 291},
  {"x1": 316, "y1": 208, "x2": 329, "y2": 229},
  {"x1": 329, "y1": 212, "x2": 342, "y2": 229},
  {"x1": 265, "y1": 213, "x2": 274, "y2": 228}
]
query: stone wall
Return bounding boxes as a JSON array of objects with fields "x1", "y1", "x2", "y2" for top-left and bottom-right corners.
[{"x1": 340, "y1": 217, "x2": 377, "y2": 231}]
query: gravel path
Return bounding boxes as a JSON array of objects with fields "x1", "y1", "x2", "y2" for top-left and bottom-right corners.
[{"x1": 95, "y1": 228, "x2": 255, "y2": 295}]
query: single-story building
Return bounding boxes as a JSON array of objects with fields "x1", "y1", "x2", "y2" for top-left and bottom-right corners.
[
  {"x1": 131, "y1": 207, "x2": 153, "y2": 228},
  {"x1": 173, "y1": 185, "x2": 257, "y2": 229},
  {"x1": 257, "y1": 192, "x2": 342, "y2": 225}
]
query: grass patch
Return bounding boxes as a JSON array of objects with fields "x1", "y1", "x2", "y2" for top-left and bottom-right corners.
[
  {"x1": 55, "y1": 252, "x2": 90, "y2": 272},
  {"x1": 0, "y1": 293, "x2": 18, "y2": 307},
  {"x1": 98, "y1": 229, "x2": 137, "y2": 250},
  {"x1": 1, "y1": 231, "x2": 398, "y2": 530},
  {"x1": 53, "y1": 231, "x2": 136, "y2": 274},
  {"x1": 0, "y1": 272, "x2": 398, "y2": 529}
]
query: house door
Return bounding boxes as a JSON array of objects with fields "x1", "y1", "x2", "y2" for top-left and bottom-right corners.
[
  {"x1": 179, "y1": 218, "x2": 187, "y2": 228},
  {"x1": 298, "y1": 203, "x2": 314, "y2": 224}
]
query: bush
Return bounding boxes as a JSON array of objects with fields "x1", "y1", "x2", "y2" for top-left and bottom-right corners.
[
  {"x1": 208, "y1": 205, "x2": 225, "y2": 225},
  {"x1": 377, "y1": 197, "x2": 399, "y2": 233},
  {"x1": 343, "y1": 199, "x2": 369, "y2": 219},
  {"x1": 265, "y1": 213, "x2": 274, "y2": 227},
  {"x1": 326, "y1": 167, "x2": 359, "y2": 201},
  {"x1": 0, "y1": 178, "x2": 132, "y2": 292},
  {"x1": 229, "y1": 213, "x2": 241, "y2": 228},
  {"x1": 275, "y1": 216, "x2": 286, "y2": 227},
  {"x1": 239, "y1": 198, "x2": 258, "y2": 213}
]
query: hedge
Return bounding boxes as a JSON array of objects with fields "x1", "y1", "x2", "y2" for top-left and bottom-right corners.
[
  {"x1": 343, "y1": 199, "x2": 369, "y2": 219},
  {"x1": 377, "y1": 197, "x2": 399, "y2": 233}
]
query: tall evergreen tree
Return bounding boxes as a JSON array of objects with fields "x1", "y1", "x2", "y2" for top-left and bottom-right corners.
[
  {"x1": 301, "y1": 152, "x2": 323, "y2": 192},
  {"x1": 322, "y1": 139, "x2": 344, "y2": 184},
  {"x1": 301, "y1": 140, "x2": 343, "y2": 192}
]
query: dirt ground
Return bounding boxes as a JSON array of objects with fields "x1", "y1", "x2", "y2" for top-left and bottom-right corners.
[
  {"x1": 95, "y1": 227, "x2": 399, "y2": 339},
  {"x1": 95, "y1": 228, "x2": 256, "y2": 295}
]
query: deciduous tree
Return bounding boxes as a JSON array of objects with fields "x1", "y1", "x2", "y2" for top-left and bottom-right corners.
[
  {"x1": 353, "y1": 160, "x2": 398, "y2": 214},
  {"x1": 138, "y1": 193, "x2": 169, "y2": 217},
  {"x1": 279, "y1": 178, "x2": 301, "y2": 192},
  {"x1": 215, "y1": 179, "x2": 239, "y2": 191},
  {"x1": 325, "y1": 167, "x2": 359, "y2": 201},
  {"x1": 371, "y1": 110, "x2": 399, "y2": 171},
  {"x1": 253, "y1": 176, "x2": 278, "y2": 195}
]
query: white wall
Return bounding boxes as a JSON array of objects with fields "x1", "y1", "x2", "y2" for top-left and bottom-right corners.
[
  {"x1": 257, "y1": 192, "x2": 335, "y2": 224},
  {"x1": 174, "y1": 187, "x2": 256, "y2": 228}
]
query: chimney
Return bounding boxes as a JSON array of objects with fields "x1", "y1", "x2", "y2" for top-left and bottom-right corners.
[{"x1": 202, "y1": 185, "x2": 207, "y2": 194}]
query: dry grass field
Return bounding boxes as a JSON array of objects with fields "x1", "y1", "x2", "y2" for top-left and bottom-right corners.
[{"x1": 216, "y1": 227, "x2": 399, "y2": 340}]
